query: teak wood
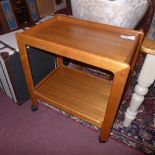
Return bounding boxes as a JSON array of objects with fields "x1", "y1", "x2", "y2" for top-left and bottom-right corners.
[
  {"x1": 16, "y1": 15, "x2": 144, "y2": 142},
  {"x1": 141, "y1": 37, "x2": 155, "y2": 55}
]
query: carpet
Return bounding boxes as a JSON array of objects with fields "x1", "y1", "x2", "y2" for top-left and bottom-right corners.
[
  {"x1": 47, "y1": 53, "x2": 155, "y2": 154},
  {"x1": 0, "y1": 90, "x2": 143, "y2": 155}
]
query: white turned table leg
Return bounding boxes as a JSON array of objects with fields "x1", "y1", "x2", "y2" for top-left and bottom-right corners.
[{"x1": 123, "y1": 54, "x2": 155, "y2": 127}]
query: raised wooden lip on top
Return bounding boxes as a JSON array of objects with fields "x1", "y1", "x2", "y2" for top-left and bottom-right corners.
[{"x1": 16, "y1": 15, "x2": 143, "y2": 73}]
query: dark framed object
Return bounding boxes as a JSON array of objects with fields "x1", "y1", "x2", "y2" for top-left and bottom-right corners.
[
  {"x1": 0, "y1": 0, "x2": 18, "y2": 30},
  {"x1": 26, "y1": 0, "x2": 39, "y2": 21},
  {"x1": 10, "y1": 0, "x2": 31, "y2": 26}
]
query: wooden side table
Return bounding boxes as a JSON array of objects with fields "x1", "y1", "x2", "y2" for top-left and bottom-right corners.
[
  {"x1": 16, "y1": 15, "x2": 143, "y2": 142},
  {"x1": 124, "y1": 38, "x2": 155, "y2": 127}
]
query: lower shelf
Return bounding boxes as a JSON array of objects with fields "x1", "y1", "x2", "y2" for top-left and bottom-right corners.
[{"x1": 35, "y1": 66, "x2": 112, "y2": 127}]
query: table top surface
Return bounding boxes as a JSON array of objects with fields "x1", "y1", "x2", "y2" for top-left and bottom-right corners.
[
  {"x1": 17, "y1": 15, "x2": 143, "y2": 72},
  {"x1": 142, "y1": 38, "x2": 155, "y2": 55}
]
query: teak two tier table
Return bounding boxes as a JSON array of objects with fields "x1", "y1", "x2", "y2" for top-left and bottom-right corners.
[{"x1": 16, "y1": 15, "x2": 144, "y2": 142}]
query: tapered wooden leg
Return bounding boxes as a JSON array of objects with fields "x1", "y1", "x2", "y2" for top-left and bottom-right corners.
[
  {"x1": 31, "y1": 96, "x2": 38, "y2": 111},
  {"x1": 124, "y1": 54, "x2": 155, "y2": 127},
  {"x1": 100, "y1": 68, "x2": 130, "y2": 141},
  {"x1": 56, "y1": 56, "x2": 63, "y2": 67},
  {"x1": 99, "y1": 136, "x2": 106, "y2": 143},
  {"x1": 17, "y1": 40, "x2": 38, "y2": 110}
]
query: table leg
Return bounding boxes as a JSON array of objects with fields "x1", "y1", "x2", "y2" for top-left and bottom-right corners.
[
  {"x1": 123, "y1": 54, "x2": 155, "y2": 127},
  {"x1": 100, "y1": 67, "x2": 130, "y2": 141},
  {"x1": 56, "y1": 56, "x2": 63, "y2": 67},
  {"x1": 17, "y1": 41, "x2": 38, "y2": 110}
]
